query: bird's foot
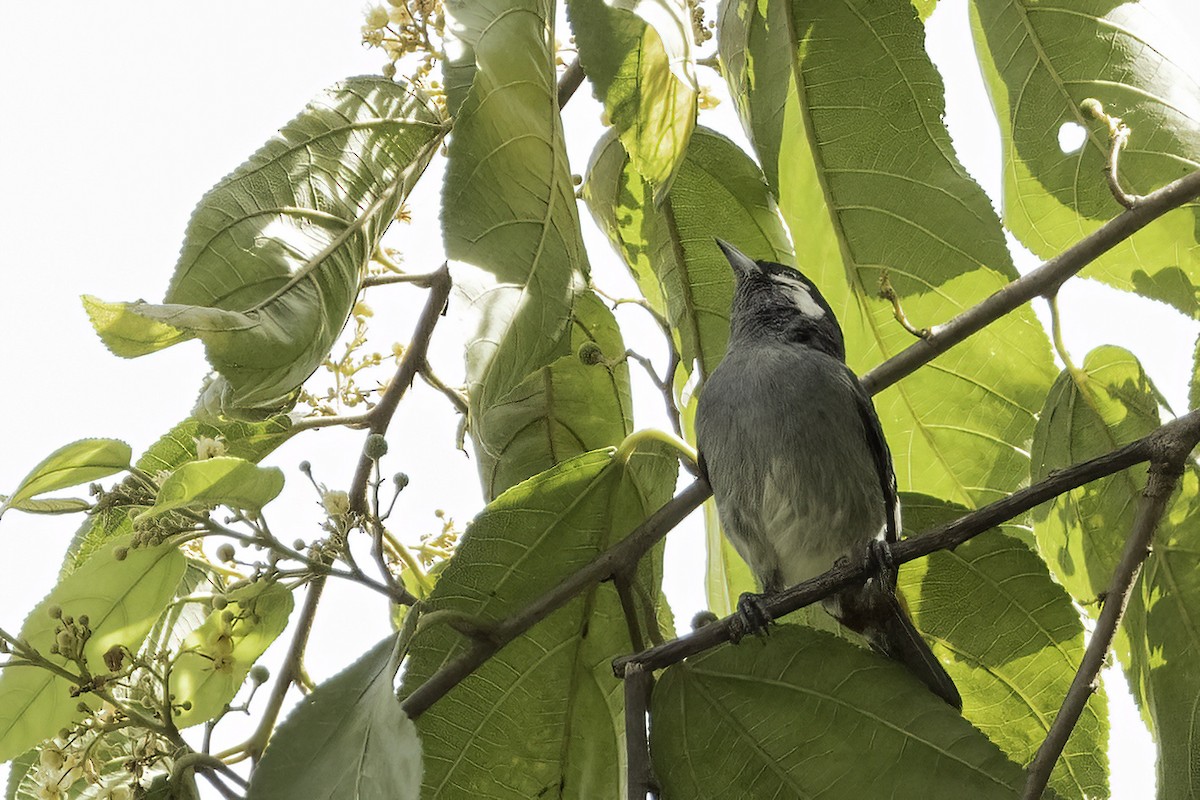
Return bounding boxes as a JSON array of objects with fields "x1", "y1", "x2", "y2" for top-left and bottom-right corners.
[
  {"x1": 731, "y1": 592, "x2": 773, "y2": 643},
  {"x1": 866, "y1": 539, "x2": 897, "y2": 594}
]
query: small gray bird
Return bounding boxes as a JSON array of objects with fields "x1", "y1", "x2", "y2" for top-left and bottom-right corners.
[{"x1": 695, "y1": 239, "x2": 961, "y2": 710}]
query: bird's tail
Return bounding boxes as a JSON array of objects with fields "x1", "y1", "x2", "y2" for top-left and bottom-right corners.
[{"x1": 828, "y1": 589, "x2": 962, "y2": 710}]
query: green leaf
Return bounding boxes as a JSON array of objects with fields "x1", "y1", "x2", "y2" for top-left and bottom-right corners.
[
  {"x1": 399, "y1": 442, "x2": 678, "y2": 799},
  {"x1": 474, "y1": 291, "x2": 633, "y2": 499},
  {"x1": 62, "y1": 415, "x2": 293, "y2": 575},
  {"x1": 971, "y1": 1, "x2": 1200, "y2": 316},
  {"x1": 1125, "y1": 466, "x2": 1200, "y2": 799},
  {"x1": 651, "y1": 625, "x2": 1032, "y2": 798},
  {"x1": 567, "y1": 0, "x2": 697, "y2": 199},
  {"x1": 1, "y1": 497, "x2": 91, "y2": 515},
  {"x1": 899, "y1": 494, "x2": 1108, "y2": 798},
  {"x1": 87, "y1": 77, "x2": 448, "y2": 414},
  {"x1": 718, "y1": 0, "x2": 1056, "y2": 507},
  {"x1": 584, "y1": 126, "x2": 793, "y2": 382},
  {"x1": 171, "y1": 580, "x2": 293, "y2": 728},
  {"x1": 1, "y1": 439, "x2": 130, "y2": 517},
  {"x1": 1030, "y1": 346, "x2": 1161, "y2": 606},
  {"x1": 0, "y1": 538, "x2": 186, "y2": 762},
  {"x1": 1031, "y1": 345, "x2": 1200, "y2": 795},
  {"x1": 81, "y1": 295, "x2": 190, "y2": 357},
  {"x1": 443, "y1": 0, "x2": 594, "y2": 500},
  {"x1": 248, "y1": 635, "x2": 421, "y2": 800},
  {"x1": 136, "y1": 456, "x2": 284, "y2": 522}
]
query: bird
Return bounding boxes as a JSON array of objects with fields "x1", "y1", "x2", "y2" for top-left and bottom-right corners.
[{"x1": 694, "y1": 239, "x2": 961, "y2": 710}]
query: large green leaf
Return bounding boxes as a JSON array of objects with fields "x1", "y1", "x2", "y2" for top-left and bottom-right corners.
[
  {"x1": 399, "y1": 442, "x2": 678, "y2": 799},
  {"x1": 248, "y1": 635, "x2": 422, "y2": 800},
  {"x1": 971, "y1": 0, "x2": 1200, "y2": 316},
  {"x1": 651, "y1": 625, "x2": 1032, "y2": 798},
  {"x1": 474, "y1": 291, "x2": 633, "y2": 499},
  {"x1": 1030, "y1": 346, "x2": 1162, "y2": 606},
  {"x1": 0, "y1": 439, "x2": 130, "y2": 518},
  {"x1": 567, "y1": 0, "x2": 697, "y2": 198},
  {"x1": 442, "y1": 0, "x2": 595, "y2": 500},
  {"x1": 585, "y1": 126, "x2": 793, "y2": 383},
  {"x1": 170, "y1": 580, "x2": 293, "y2": 728},
  {"x1": 63, "y1": 414, "x2": 293, "y2": 574},
  {"x1": 136, "y1": 456, "x2": 284, "y2": 522},
  {"x1": 0, "y1": 539, "x2": 186, "y2": 762},
  {"x1": 899, "y1": 494, "x2": 1108, "y2": 799},
  {"x1": 85, "y1": 77, "x2": 448, "y2": 414},
  {"x1": 718, "y1": 0, "x2": 1056, "y2": 508}
]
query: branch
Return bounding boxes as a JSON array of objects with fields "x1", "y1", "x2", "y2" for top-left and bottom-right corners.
[
  {"x1": 349, "y1": 263, "x2": 452, "y2": 516},
  {"x1": 1021, "y1": 425, "x2": 1199, "y2": 798},
  {"x1": 557, "y1": 57, "x2": 585, "y2": 109},
  {"x1": 613, "y1": 410, "x2": 1200, "y2": 677},
  {"x1": 399, "y1": 479, "x2": 709, "y2": 717},
  {"x1": 861, "y1": 166, "x2": 1200, "y2": 395},
  {"x1": 624, "y1": 663, "x2": 655, "y2": 800}
]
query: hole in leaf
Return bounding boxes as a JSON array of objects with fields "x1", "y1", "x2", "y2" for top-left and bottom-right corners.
[{"x1": 1058, "y1": 122, "x2": 1087, "y2": 154}]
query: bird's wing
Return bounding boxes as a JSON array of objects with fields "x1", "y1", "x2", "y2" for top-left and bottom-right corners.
[{"x1": 850, "y1": 375, "x2": 900, "y2": 544}]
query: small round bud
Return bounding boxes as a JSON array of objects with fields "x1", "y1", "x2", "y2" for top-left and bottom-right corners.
[
  {"x1": 211, "y1": 594, "x2": 229, "y2": 611},
  {"x1": 577, "y1": 341, "x2": 605, "y2": 366},
  {"x1": 690, "y1": 610, "x2": 719, "y2": 629},
  {"x1": 434, "y1": 508, "x2": 445, "y2": 519},
  {"x1": 221, "y1": 610, "x2": 236, "y2": 624},
  {"x1": 113, "y1": 546, "x2": 129, "y2": 561},
  {"x1": 77, "y1": 615, "x2": 89, "y2": 628},
  {"x1": 293, "y1": 538, "x2": 306, "y2": 550},
  {"x1": 58, "y1": 728, "x2": 71, "y2": 740},
  {"x1": 571, "y1": 173, "x2": 583, "y2": 186},
  {"x1": 249, "y1": 664, "x2": 271, "y2": 684},
  {"x1": 1080, "y1": 97, "x2": 1105, "y2": 119},
  {"x1": 47, "y1": 605, "x2": 63, "y2": 620},
  {"x1": 382, "y1": 62, "x2": 397, "y2": 80},
  {"x1": 299, "y1": 460, "x2": 312, "y2": 475},
  {"x1": 216, "y1": 544, "x2": 236, "y2": 563},
  {"x1": 393, "y1": 472, "x2": 410, "y2": 490},
  {"x1": 76, "y1": 702, "x2": 91, "y2": 713},
  {"x1": 180, "y1": 701, "x2": 192, "y2": 711},
  {"x1": 364, "y1": 433, "x2": 389, "y2": 460}
]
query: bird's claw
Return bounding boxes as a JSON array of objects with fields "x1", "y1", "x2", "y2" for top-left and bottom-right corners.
[
  {"x1": 866, "y1": 539, "x2": 897, "y2": 593},
  {"x1": 731, "y1": 592, "x2": 773, "y2": 643}
]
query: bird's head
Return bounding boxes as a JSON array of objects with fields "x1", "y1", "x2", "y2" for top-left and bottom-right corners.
[{"x1": 716, "y1": 239, "x2": 845, "y2": 361}]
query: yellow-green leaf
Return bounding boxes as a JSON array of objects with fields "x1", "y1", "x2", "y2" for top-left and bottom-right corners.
[
  {"x1": 1, "y1": 439, "x2": 130, "y2": 518},
  {"x1": 0, "y1": 538, "x2": 186, "y2": 762},
  {"x1": 170, "y1": 581, "x2": 293, "y2": 728}
]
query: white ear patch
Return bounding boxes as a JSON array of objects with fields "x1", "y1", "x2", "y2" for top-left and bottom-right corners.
[{"x1": 770, "y1": 274, "x2": 826, "y2": 318}]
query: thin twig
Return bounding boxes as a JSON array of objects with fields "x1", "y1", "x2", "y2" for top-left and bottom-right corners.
[
  {"x1": 1021, "y1": 430, "x2": 1196, "y2": 798},
  {"x1": 1080, "y1": 98, "x2": 1141, "y2": 210},
  {"x1": 237, "y1": 573, "x2": 328, "y2": 761},
  {"x1": 624, "y1": 663, "x2": 655, "y2": 800},
  {"x1": 399, "y1": 479, "x2": 710, "y2": 717},
  {"x1": 612, "y1": 410, "x2": 1200, "y2": 677},
  {"x1": 361, "y1": 269, "x2": 446, "y2": 289},
  {"x1": 861, "y1": 166, "x2": 1200, "y2": 394},
  {"x1": 418, "y1": 360, "x2": 470, "y2": 415},
  {"x1": 557, "y1": 57, "x2": 585, "y2": 108}
]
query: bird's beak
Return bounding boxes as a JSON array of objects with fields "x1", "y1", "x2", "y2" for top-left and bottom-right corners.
[{"x1": 715, "y1": 238, "x2": 759, "y2": 279}]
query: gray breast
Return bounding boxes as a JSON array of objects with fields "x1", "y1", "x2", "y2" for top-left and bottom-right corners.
[{"x1": 696, "y1": 344, "x2": 885, "y2": 592}]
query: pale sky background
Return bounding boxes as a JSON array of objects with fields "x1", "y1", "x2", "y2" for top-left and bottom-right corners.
[{"x1": 1, "y1": 1, "x2": 1193, "y2": 796}]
